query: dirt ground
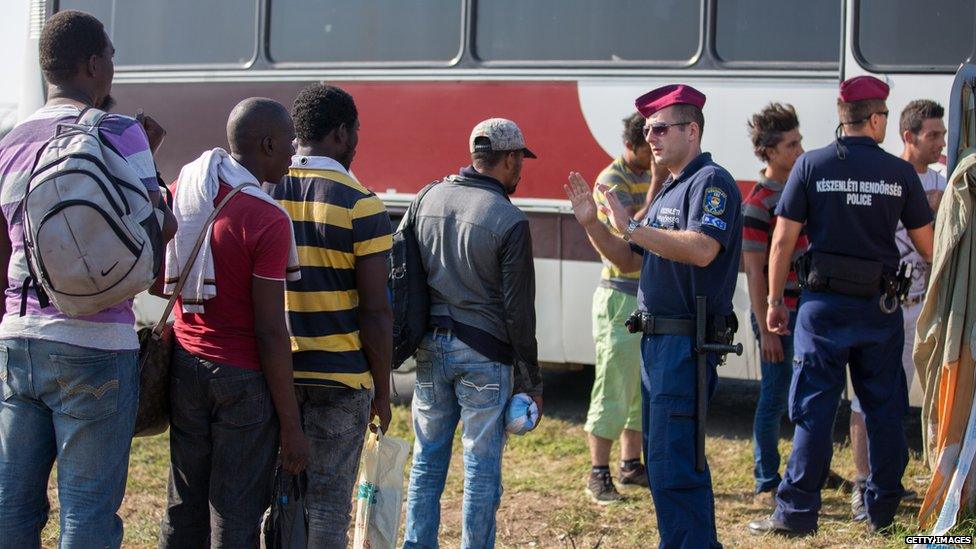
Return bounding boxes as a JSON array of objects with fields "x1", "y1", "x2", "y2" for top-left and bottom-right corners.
[{"x1": 39, "y1": 370, "x2": 973, "y2": 548}]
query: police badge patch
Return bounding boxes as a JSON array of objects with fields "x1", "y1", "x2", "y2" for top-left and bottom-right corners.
[
  {"x1": 702, "y1": 187, "x2": 727, "y2": 216},
  {"x1": 701, "y1": 213, "x2": 727, "y2": 230}
]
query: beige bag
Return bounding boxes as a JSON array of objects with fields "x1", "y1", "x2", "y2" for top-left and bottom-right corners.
[{"x1": 353, "y1": 427, "x2": 411, "y2": 549}]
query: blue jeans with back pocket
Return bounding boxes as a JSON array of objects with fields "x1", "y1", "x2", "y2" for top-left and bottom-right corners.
[
  {"x1": 0, "y1": 337, "x2": 138, "y2": 549},
  {"x1": 403, "y1": 332, "x2": 512, "y2": 549}
]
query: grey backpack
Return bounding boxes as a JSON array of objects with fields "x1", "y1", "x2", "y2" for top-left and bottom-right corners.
[{"x1": 21, "y1": 108, "x2": 163, "y2": 317}]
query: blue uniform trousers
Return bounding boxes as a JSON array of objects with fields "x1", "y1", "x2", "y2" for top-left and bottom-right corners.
[
  {"x1": 774, "y1": 290, "x2": 909, "y2": 531},
  {"x1": 641, "y1": 334, "x2": 722, "y2": 549}
]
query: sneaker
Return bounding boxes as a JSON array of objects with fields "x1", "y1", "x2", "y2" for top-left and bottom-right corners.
[
  {"x1": 747, "y1": 516, "x2": 816, "y2": 537},
  {"x1": 586, "y1": 470, "x2": 622, "y2": 505},
  {"x1": 618, "y1": 463, "x2": 648, "y2": 487},
  {"x1": 851, "y1": 479, "x2": 867, "y2": 522}
]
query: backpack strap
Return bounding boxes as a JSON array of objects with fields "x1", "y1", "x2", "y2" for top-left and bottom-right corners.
[
  {"x1": 403, "y1": 180, "x2": 439, "y2": 230},
  {"x1": 75, "y1": 107, "x2": 108, "y2": 129},
  {"x1": 150, "y1": 182, "x2": 257, "y2": 336}
]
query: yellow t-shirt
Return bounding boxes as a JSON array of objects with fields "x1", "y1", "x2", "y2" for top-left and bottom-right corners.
[{"x1": 593, "y1": 157, "x2": 651, "y2": 287}]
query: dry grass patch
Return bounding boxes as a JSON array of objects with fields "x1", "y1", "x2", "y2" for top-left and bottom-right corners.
[{"x1": 38, "y1": 376, "x2": 975, "y2": 548}]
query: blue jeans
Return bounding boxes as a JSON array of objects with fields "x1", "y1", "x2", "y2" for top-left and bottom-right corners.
[
  {"x1": 403, "y1": 332, "x2": 512, "y2": 549},
  {"x1": 750, "y1": 313, "x2": 796, "y2": 494},
  {"x1": 0, "y1": 337, "x2": 138, "y2": 549}
]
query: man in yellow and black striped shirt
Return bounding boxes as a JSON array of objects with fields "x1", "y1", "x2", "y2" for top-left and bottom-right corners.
[{"x1": 264, "y1": 84, "x2": 392, "y2": 547}]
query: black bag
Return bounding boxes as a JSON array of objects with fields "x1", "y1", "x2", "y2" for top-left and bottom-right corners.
[
  {"x1": 389, "y1": 182, "x2": 438, "y2": 369},
  {"x1": 263, "y1": 468, "x2": 308, "y2": 549},
  {"x1": 801, "y1": 251, "x2": 884, "y2": 298},
  {"x1": 134, "y1": 321, "x2": 174, "y2": 437},
  {"x1": 134, "y1": 184, "x2": 254, "y2": 437}
]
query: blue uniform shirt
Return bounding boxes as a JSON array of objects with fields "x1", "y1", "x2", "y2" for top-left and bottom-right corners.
[
  {"x1": 633, "y1": 152, "x2": 743, "y2": 317},
  {"x1": 776, "y1": 136, "x2": 933, "y2": 269}
]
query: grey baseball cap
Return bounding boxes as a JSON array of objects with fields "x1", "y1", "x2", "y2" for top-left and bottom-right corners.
[{"x1": 469, "y1": 118, "x2": 537, "y2": 159}]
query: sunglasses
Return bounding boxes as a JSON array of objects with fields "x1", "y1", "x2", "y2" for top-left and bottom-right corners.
[
  {"x1": 643, "y1": 121, "x2": 692, "y2": 138},
  {"x1": 873, "y1": 110, "x2": 889, "y2": 118}
]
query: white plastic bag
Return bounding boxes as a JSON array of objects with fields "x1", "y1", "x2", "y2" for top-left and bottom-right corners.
[{"x1": 353, "y1": 427, "x2": 411, "y2": 549}]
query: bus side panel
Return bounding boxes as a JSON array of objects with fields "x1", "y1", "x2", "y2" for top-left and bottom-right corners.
[
  {"x1": 109, "y1": 80, "x2": 613, "y2": 199},
  {"x1": 560, "y1": 260, "x2": 599, "y2": 366}
]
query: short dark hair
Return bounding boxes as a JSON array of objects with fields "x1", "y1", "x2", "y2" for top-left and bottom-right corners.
[
  {"x1": 837, "y1": 98, "x2": 886, "y2": 129},
  {"x1": 672, "y1": 104, "x2": 705, "y2": 139},
  {"x1": 291, "y1": 84, "x2": 358, "y2": 144},
  {"x1": 748, "y1": 103, "x2": 800, "y2": 161},
  {"x1": 39, "y1": 10, "x2": 108, "y2": 86},
  {"x1": 471, "y1": 137, "x2": 509, "y2": 170},
  {"x1": 900, "y1": 99, "x2": 944, "y2": 135},
  {"x1": 622, "y1": 112, "x2": 646, "y2": 147}
]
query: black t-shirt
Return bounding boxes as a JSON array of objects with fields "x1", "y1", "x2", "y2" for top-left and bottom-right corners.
[{"x1": 776, "y1": 136, "x2": 933, "y2": 269}]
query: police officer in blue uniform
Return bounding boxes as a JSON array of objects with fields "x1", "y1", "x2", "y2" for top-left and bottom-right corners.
[
  {"x1": 748, "y1": 76, "x2": 935, "y2": 536},
  {"x1": 565, "y1": 84, "x2": 742, "y2": 549}
]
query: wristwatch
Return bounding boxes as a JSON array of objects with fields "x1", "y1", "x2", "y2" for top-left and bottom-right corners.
[
  {"x1": 623, "y1": 218, "x2": 640, "y2": 241},
  {"x1": 767, "y1": 296, "x2": 784, "y2": 307}
]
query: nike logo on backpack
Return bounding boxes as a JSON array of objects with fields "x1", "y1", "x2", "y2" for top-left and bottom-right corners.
[{"x1": 101, "y1": 262, "x2": 119, "y2": 277}]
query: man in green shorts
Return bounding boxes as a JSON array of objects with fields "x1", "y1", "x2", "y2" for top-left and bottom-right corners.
[{"x1": 584, "y1": 112, "x2": 666, "y2": 504}]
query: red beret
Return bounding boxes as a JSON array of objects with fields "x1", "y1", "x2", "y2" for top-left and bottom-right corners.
[
  {"x1": 635, "y1": 84, "x2": 706, "y2": 117},
  {"x1": 839, "y1": 76, "x2": 889, "y2": 102}
]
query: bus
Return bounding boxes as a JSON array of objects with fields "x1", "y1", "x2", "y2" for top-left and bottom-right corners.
[{"x1": 10, "y1": 0, "x2": 974, "y2": 405}]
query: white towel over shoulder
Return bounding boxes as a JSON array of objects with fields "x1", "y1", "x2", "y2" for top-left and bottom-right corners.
[{"x1": 165, "y1": 147, "x2": 300, "y2": 313}]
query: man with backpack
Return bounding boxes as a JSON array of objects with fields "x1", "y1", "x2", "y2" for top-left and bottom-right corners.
[
  {"x1": 0, "y1": 10, "x2": 175, "y2": 548},
  {"x1": 403, "y1": 118, "x2": 543, "y2": 548},
  {"x1": 264, "y1": 84, "x2": 393, "y2": 547}
]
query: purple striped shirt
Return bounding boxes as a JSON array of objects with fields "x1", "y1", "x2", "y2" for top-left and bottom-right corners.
[{"x1": 0, "y1": 105, "x2": 158, "y2": 350}]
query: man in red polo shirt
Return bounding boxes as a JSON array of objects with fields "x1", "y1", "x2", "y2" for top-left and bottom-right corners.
[
  {"x1": 742, "y1": 103, "x2": 807, "y2": 506},
  {"x1": 159, "y1": 98, "x2": 308, "y2": 548}
]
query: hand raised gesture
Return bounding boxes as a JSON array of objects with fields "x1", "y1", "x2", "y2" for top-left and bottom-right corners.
[
  {"x1": 564, "y1": 172, "x2": 599, "y2": 228},
  {"x1": 597, "y1": 183, "x2": 632, "y2": 234}
]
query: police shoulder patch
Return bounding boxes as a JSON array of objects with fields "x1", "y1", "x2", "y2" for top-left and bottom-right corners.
[
  {"x1": 701, "y1": 213, "x2": 727, "y2": 231},
  {"x1": 702, "y1": 186, "x2": 727, "y2": 216}
]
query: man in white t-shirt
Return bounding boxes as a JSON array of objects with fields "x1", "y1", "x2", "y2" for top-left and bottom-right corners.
[{"x1": 849, "y1": 99, "x2": 947, "y2": 520}]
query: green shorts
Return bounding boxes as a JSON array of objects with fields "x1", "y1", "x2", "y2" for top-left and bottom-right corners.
[{"x1": 584, "y1": 285, "x2": 643, "y2": 439}]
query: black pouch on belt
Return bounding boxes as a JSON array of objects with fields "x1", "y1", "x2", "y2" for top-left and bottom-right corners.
[{"x1": 805, "y1": 251, "x2": 883, "y2": 298}]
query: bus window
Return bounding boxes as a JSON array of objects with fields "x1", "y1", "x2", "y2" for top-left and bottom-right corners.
[
  {"x1": 59, "y1": 0, "x2": 258, "y2": 67},
  {"x1": 856, "y1": 0, "x2": 974, "y2": 71},
  {"x1": 268, "y1": 1, "x2": 463, "y2": 64},
  {"x1": 714, "y1": 0, "x2": 840, "y2": 66},
  {"x1": 472, "y1": 0, "x2": 701, "y2": 64}
]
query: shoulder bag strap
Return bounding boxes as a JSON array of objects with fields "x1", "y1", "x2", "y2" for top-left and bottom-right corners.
[
  {"x1": 151, "y1": 183, "x2": 258, "y2": 335},
  {"x1": 404, "y1": 180, "x2": 439, "y2": 229}
]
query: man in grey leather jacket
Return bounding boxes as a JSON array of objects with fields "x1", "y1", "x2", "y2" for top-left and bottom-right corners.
[{"x1": 403, "y1": 118, "x2": 543, "y2": 549}]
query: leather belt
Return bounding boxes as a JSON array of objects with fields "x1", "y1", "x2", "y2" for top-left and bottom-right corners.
[
  {"x1": 641, "y1": 315, "x2": 696, "y2": 337},
  {"x1": 639, "y1": 314, "x2": 734, "y2": 340}
]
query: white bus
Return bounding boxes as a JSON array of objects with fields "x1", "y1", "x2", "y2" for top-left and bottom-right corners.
[{"x1": 8, "y1": 1, "x2": 972, "y2": 405}]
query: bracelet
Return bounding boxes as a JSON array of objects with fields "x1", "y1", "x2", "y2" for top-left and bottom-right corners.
[{"x1": 767, "y1": 296, "x2": 784, "y2": 307}]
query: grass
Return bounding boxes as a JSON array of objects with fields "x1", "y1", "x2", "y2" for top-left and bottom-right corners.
[{"x1": 38, "y1": 374, "x2": 976, "y2": 548}]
